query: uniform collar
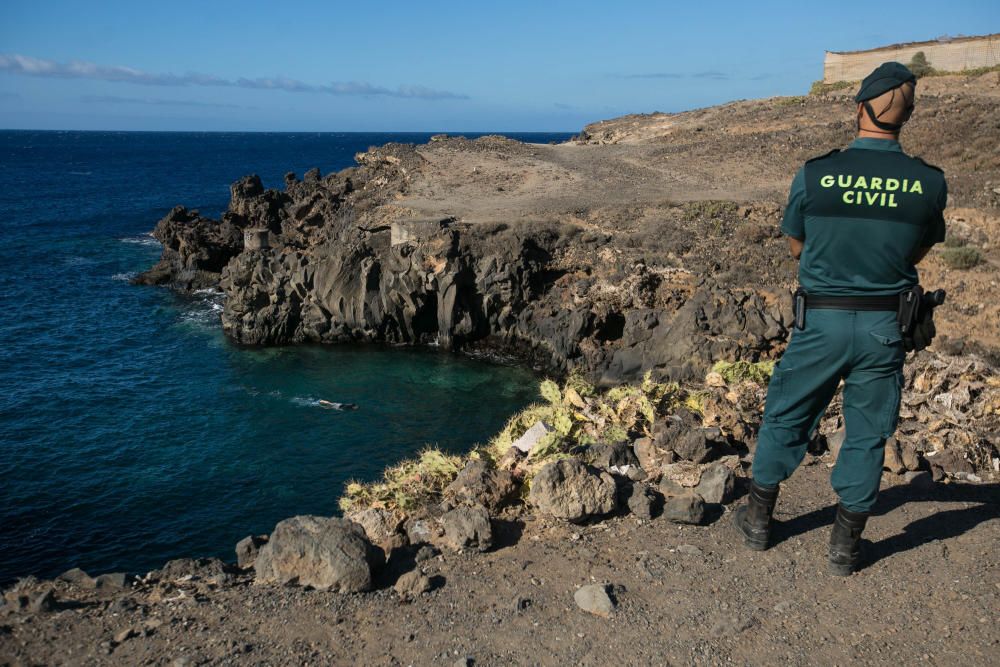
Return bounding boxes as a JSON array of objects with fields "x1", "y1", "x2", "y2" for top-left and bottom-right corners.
[{"x1": 848, "y1": 137, "x2": 903, "y2": 152}]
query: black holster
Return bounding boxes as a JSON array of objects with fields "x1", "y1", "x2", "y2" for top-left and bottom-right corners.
[{"x1": 897, "y1": 286, "x2": 946, "y2": 353}]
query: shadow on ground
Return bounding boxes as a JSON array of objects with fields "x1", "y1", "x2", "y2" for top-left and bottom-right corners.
[{"x1": 770, "y1": 482, "x2": 999, "y2": 570}]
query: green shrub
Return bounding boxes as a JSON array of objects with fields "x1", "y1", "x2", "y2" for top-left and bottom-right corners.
[
  {"x1": 942, "y1": 234, "x2": 966, "y2": 248},
  {"x1": 776, "y1": 95, "x2": 807, "y2": 107},
  {"x1": 809, "y1": 79, "x2": 855, "y2": 96},
  {"x1": 940, "y1": 246, "x2": 983, "y2": 270},
  {"x1": 711, "y1": 360, "x2": 776, "y2": 384},
  {"x1": 908, "y1": 52, "x2": 935, "y2": 78}
]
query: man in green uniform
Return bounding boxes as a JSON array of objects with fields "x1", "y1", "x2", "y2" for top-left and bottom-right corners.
[{"x1": 733, "y1": 62, "x2": 948, "y2": 575}]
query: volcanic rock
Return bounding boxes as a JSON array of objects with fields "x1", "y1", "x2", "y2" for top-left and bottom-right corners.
[
  {"x1": 440, "y1": 504, "x2": 494, "y2": 551},
  {"x1": 254, "y1": 516, "x2": 382, "y2": 592},
  {"x1": 528, "y1": 458, "x2": 618, "y2": 523}
]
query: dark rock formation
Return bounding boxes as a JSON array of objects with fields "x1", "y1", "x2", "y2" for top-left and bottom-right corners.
[
  {"x1": 439, "y1": 505, "x2": 493, "y2": 551},
  {"x1": 444, "y1": 459, "x2": 518, "y2": 512},
  {"x1": 134, "y1": 139, "x2": 789, "y2": 384}
]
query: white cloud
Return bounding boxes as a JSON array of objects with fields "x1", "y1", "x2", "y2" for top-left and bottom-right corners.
[{"x1": 0, "y1": 54, "x2": 468, "y2": 100}]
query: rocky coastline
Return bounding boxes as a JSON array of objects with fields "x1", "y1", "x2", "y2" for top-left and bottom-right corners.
[{"x1": 3, "y1": 73, "x2": 1000, "y2": 665}]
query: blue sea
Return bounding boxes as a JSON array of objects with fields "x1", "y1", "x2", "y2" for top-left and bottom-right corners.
[{"x1": 0, "y1": 130, "x2": 573, "y2": 584}]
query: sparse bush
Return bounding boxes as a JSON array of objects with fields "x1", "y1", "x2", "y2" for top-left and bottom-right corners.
[
  {"x1": 908, "y1": 51, "x2": 935, "y2": 78},
  {"x1": 809, "y1": 79, "x2": 855, "y2": 96},
  {"x1": 942, "y1": 233, "x2": 966, "y2": 248},
  {"x1": 776, "y1": 95, "x2": 807, "y2": 107},
  {"x1": 684, "y1": 200, "x2": 737, "y2": 220},
  {"x1": 711, "y1": 360, "x2": 775, "y2": 384},
  {"x1": 940, "y1": 245, "x2": 983, "y2": 270}
]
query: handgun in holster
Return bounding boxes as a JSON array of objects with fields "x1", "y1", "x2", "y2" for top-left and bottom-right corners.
[{"x1": 897, "y1": 286, "x2": 946, "y2": 352}]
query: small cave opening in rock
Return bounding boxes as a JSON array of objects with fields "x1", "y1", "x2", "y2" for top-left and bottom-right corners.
[{"x1": 595, "y1": 312, "x2": 626, "y2": 342}]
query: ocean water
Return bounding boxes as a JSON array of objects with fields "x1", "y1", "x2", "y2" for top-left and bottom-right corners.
[{"x1": 0, "y1": 130, "x2": 573, "y2": 584}]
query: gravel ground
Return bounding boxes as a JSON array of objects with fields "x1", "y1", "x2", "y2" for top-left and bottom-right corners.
[{"x1": 2, "y1": 462, "x2": 996, "y2": 666}]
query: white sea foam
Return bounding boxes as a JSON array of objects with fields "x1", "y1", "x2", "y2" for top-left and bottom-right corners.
[
  {"x1": 291, "y1": 396, "x2": 358, "y2": 410},
  {"x1": 111, "y1": 272, "x2": 136, "y2": 281},
  {"x1": 290, "y1": 396, "x2": 321, "y2": 407},
  {"x1": 120, "y1": 235, "x2": 161, "y2": 247}
]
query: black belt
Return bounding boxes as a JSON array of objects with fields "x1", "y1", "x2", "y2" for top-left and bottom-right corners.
[{"x1": 805, "y1": 294, "x2": 899, "y2": 311}]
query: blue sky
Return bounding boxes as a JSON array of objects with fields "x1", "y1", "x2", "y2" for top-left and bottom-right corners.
[{"x1": 1, "y1": 1, "x2": 996, "y2": 131}]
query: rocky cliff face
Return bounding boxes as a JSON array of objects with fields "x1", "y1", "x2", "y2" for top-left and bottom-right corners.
[
  {"x1": 135, "y1": 138, "x2": 791, "y2": 383},
  {"x1": 135, "y1": 74, "x2": 1000, "y2": 380}
]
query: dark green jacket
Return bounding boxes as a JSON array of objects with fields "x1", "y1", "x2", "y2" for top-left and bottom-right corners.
[{"x1": 781, "y1": 138, "x2": 947, "y2": 296}]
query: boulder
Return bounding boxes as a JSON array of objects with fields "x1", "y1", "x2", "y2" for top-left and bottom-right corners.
[
  {"x1": 56, "y1": 568, "x2": 94, "y2": 588},
  {"x1": 927, "y1": 449, "x2": 975, "y2": 475},
  {"x1": 655, "y1": 412, "x2": 724, "y2": 463},
  {"x1": 633, "y1": 437, "x2": 671, "y2": 476},
  {"x1": 254, "y1": 516, "x2": 382, "y2": 592},
  {"x1": 662, "y1": 493, "x2": 706, "y2": 525},
  {"x1": 444, "y1": 459, "x2": 518, "y2": 511},
  {"x1": 883, "y1": 437, "x2": 907, "y2": 474},
  {"x1": 28, "y1": 589, "x2": 56, "y2": 614},
  {"x1": 658, "y1": 477, "x2": 688, "y2": 498},
  {"x1": 624, "y1": 482, "x2": 662, "y2": 519},
  {"x1": 900, "y1": 441, "x2": 922, "y2": 471},
  {"x1": 347, "y1": 508, "x2": 406, "y2": 551},
  {"x1": 695, "y1": 463, "x2": 735, "y2": 504},
  {"x1": 93, "y1": 572, "x2": 132, "y2": 591},
  {"x1": 528, "y1": 458, "x2": 618, "y2": 523},
  {"x1": 675, "y1": 428, "x2": 724, "y2": 464},
  {"x1": 440, "y1": 505, "x2": 493, "y2": 551},
  {"x1": 587, "y1": 441, "x2": 640, "y2": 472},
  {"x1": 404, "y1": 517, "x2": 444, "y2": 546},
  {"x1": 235, "y1": 535, "x2": 269, "y2": 569}
]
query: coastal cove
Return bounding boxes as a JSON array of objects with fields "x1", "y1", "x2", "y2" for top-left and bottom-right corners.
[
  {"x1": 0, "y1": 130, "x2": 571, "y2": 584},
  {"x1": 0, "y1": 73, "x2": 997, "y2": 666}
]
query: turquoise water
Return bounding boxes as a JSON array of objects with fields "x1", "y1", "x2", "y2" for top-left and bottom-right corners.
[{"x1": 0, "y1": 130, "x2": 571, "y2": 583}]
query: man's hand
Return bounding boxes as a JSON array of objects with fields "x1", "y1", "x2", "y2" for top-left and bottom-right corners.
[{"x1": 788, "y1": 236, "x2": 804, "y2": 260}]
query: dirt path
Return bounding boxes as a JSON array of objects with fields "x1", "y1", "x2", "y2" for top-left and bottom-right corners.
[{"x1": 3, "y1": 462, "x2": 996, "y2": 666}]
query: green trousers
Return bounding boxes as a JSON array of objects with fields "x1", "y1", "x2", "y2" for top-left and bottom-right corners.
[{"x1": 752, "y1": 309, "x2": 905, "y2": 512}]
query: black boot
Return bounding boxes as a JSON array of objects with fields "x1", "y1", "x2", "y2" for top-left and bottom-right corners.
[
  {"x1": 733, "y1": 481, "x2": 779, "y2": 551},
  {"x1": 828, "y1": 505, "x2": 869, "y2": 576}
]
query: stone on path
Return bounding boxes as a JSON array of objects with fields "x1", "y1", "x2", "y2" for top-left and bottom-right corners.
[
  {"x1": 394, "y1": 570, "x2": 432, "y2": 597},
  {"x1": 662, "y1": 493, "x2": 706, "y2": 525},
  {"x1": 574, "y1": 584, "x2": 616, "y2": 618},
  {"x1": 440, "y1": 505, "x2": 494, "y2": 551},
  {"x1": 695, "y1": 463, "x2": 734, "y2": 504},
  {"x1": 624, "y1": 482, "x2": 662, "y2": 519}
]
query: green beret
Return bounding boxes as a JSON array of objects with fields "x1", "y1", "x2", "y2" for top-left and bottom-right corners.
[{"x1": 855, "y1": 62, "x2": 916, "y2": 102}]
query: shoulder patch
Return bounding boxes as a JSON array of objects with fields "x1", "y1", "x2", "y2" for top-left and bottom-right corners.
[
  {"x1": 804, "y1": 148, "x2": 840, "y2": 164},
  {"x1": 913, "y1": 156, "x2": 944, "y2": 174}
]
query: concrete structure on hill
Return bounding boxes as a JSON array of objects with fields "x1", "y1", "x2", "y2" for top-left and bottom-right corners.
[{"x1": 823, "y1": 33, "x2": 1000, "y2": 83}]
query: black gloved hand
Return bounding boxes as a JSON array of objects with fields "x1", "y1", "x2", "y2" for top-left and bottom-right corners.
[{"x1": 907, "y1": 308, "x2": 937, "y2": 352}]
